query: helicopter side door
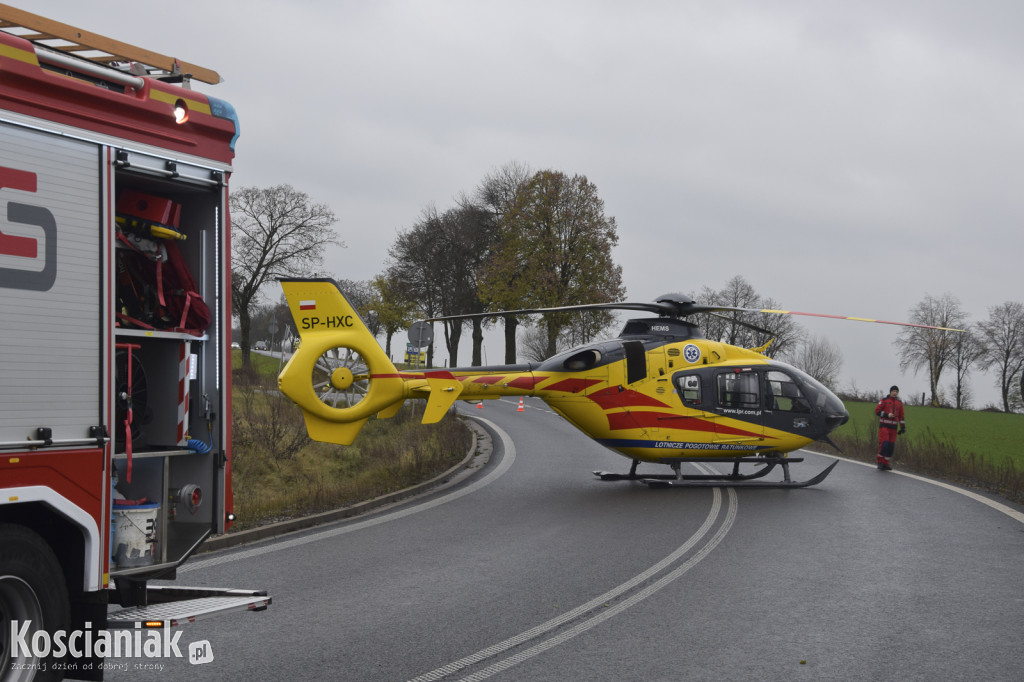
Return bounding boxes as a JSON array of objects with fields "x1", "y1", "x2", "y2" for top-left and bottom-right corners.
[
  {"x1": 673, "y1": 368, "x2": 765, "y2": 449},
  {"x1": 708, "y1": 368, "x2": 765, "y2": 446}
]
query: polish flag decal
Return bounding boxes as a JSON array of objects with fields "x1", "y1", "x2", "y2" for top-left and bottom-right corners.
[{"x1": 299, "y1": 300, "x2": 316, "y2": 310}]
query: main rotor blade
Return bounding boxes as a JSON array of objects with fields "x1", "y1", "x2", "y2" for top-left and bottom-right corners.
[
  {"x1": 706, "y1": 311, "x2": 775, "y2": 336},
  {"x1": 423, "y1": 301, "x2": 673, "y2": 323},
  {"x1": 754, "y1": 308, "x2": 966, "y2": 332},
  {"x1": 423, "y1": 299, "x2": 966, "y2": 333},
  {"x1": 423, "y1": 297, "x2": 769, "y2": 324}
]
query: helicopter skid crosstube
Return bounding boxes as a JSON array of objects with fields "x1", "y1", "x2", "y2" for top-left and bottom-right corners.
[{"x1": 593, "y1": 457, "x2": 839, "y2": 489}]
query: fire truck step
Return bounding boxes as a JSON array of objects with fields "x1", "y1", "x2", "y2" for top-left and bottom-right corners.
[{"x1": 107, "y1": 589, "x2": 270, "y2": 628}]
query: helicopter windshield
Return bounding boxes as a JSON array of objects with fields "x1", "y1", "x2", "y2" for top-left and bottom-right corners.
[
  {"x1": 764, "y1": 370, "x2": 812, "y2": 412},
  {"x1": 777, "y1": 363, "x2": 847, "y2": 418}
]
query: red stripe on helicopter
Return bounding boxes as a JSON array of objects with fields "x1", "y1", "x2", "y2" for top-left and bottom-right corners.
[
  {"x1": 506, "y1": 375, "x2": 547, "y2": 389},
  {"x1": 471, "y1": 376, "x2": 505, "y2": 385},
  {"x1": 587, "y1": 388, "x2": 670, "y2": 410},
  {"x1": 606, "y1": 411, "x2": 771, "y2": 439},
  {"x1": 607, "y1": 412, "x2": 714, "y2": 432},
  {"x1": 544, "y1": 378, "x2": 605, "y2": 394}
]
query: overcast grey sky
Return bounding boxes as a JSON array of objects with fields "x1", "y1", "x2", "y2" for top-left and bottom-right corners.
[{"x1": 28, "y1": 0, "x2": 1024, "y2": 406}]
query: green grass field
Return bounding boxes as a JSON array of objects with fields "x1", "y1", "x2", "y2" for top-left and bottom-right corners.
[{"x1": 835, "y1": 401, "x2": 1023, "y2": 468}]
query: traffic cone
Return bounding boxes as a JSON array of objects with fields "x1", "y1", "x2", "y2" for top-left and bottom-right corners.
[
  {"x1": 517, "y1": 397, "x2": 524, "y2": 412},
  {"x1": 476, "y1": 402, "x2": 484, "y2": 409}
]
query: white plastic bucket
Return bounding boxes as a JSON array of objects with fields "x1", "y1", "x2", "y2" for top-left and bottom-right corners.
[{"x1": 111, "y1": 503, "x2": 159, "y2": 567}]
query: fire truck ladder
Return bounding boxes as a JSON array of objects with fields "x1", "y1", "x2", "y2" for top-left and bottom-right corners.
[{"x1": 0, "y1": 3, "x2": 221, "y2": 86}]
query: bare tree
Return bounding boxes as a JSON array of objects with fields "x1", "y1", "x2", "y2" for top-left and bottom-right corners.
[
  {"x1": 976, "y1": 301, "x2": 1024, "y2": 412},
  {"x1": 693, "y1": 277, "x2": 803, "y2": 357},
  {"x1": 895, "y1": 293, "x2": 968, "y2": 406},
  {"x1": 693, "y1": 277, "x2": 760, "y2": 346},
  {"x1": 948, "y1": 327, "x2": 980, "y2": 409},
  {"x1": 385, "y1": 207, "x2": 445, "y2": 367},
  {"x1": 335, "y1": 278, "x2": 380, "y2": 336},
  {"x1": 385, "y1": 203, "x2": 495, "y2": 367},
  {"x1": 518, "y1": 324, "x2": 552, "y2": 362},
  {"x1": 786, "y1": 334, "x2": 843, "y2": 390},
  {"x1": 471, "y1": 161, "x2": 532, "y2": 223},
  {"x1": 230, "y1": 184, "x2": 339, "y2": 368}
]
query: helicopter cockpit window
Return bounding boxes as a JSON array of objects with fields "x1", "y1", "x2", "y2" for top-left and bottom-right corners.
[
  {"x1": 716, "y1": 371, "x2": 760, "y2": 409},
  {"x1": 764, "y1": 370, "x2": 811, "y2": 412},
  {"x1": 675, "y1": 374, "x2": 702, "y2": 406},
  {"x1": 562, "y1": 348, "x2": 601, "y2": 371}
]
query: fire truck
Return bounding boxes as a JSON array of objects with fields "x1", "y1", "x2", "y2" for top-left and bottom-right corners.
[{"x1": 0, "y1": 6, "x2": 268, "y2": 679}]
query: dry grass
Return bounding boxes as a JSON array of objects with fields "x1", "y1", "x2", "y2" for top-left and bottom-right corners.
[
  {"x1": 811, "y1": 420, "x2": 1023, "y2": 505},
  {"x1": 229, "y1": 372, "x2": 471, "y2": 530}
]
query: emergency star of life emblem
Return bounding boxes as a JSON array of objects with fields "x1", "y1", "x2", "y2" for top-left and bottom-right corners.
[{"x1": 683, "y1": 343, "x2": 701, "y2": 363}]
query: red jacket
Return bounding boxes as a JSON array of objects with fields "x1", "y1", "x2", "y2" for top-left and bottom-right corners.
[{"x1": 875, "y1": 395, "x2": 905, "y2": 429}]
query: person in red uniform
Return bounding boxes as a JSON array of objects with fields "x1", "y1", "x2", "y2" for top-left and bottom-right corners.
[{"x1": 874, "y1": 385, "x2": 906, "y2": 470}]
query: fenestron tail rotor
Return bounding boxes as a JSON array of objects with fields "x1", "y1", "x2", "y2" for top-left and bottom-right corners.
[{"x1": 312, "y1": 346, "x2": 371, "y2": 410}]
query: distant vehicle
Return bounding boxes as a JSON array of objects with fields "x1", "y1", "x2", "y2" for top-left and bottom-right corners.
[
  {"x1": 255, "y1": 341, "x2": 268, "y2": 351},
  {"x1": 231, "y1": 341, "x2": 241, "y2": 349}
]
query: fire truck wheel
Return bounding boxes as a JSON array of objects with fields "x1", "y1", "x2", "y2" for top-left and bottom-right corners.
[{"x1": 0, "y1": 524, "x2": 70, "y2": 681}]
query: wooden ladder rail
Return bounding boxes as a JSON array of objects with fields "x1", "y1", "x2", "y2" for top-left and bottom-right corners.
[{"x1": 0, "y1": 3, "x2": 221, "y2": 85}]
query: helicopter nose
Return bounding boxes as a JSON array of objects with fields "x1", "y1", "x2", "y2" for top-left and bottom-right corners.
[{"x1": 825, "y1": 409, "x2": 850, "y2": 431}]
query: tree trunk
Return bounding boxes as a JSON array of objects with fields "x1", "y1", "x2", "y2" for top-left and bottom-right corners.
[
  {"x1": 239, "y1": 308, "x2": 253, "y2": 369},
  {"x1": 472, "y1": 319, "x2": 483, "y2": 366},
  {"x1": 545, "y1": 318, "x2": 558, "y2": 359},
  {"x1": 503, "y1": 315, "x2": 518, "y2": 364},
  {"x1": 445, "y1": 321, "x2": 462, "y2": 367}
]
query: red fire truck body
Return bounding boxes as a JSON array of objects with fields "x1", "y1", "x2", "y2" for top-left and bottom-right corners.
[{"x1": 1, "y1": 8, "x2": 266, "y2": 679}]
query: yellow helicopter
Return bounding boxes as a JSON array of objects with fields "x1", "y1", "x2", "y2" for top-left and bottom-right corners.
[{"x1": 276, "y1": 278, "x2": 959, "y2": 488}]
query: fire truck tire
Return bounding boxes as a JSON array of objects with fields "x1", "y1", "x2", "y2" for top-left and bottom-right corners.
[{"x1": 0, "y1": 524, "x2": 70, "y2": 682}]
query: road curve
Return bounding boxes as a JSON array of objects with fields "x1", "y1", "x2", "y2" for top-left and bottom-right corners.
[{"x1": 108, "y1": 398, "x2": 1024, "y2": 682}]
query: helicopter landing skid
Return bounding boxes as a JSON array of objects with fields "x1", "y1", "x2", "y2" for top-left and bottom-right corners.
[{"x1": 593, "y1": 457, "x2": 838, "y2": 489}]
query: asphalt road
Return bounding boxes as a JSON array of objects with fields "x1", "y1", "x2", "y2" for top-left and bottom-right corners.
[{"x1": 107, "y1": 397, "x2": 1024, "y2": 682}]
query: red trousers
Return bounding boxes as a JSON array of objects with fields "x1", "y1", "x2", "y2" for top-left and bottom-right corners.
[{"x1": 877, "y1": 427, "x2": 898, "y2": 464}]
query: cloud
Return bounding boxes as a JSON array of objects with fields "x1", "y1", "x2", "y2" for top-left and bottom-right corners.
[{"x1": 25, "y1": 0, "x2": 1024, "y2": 405}]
